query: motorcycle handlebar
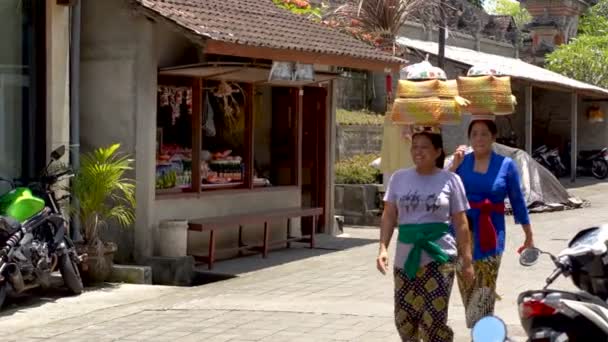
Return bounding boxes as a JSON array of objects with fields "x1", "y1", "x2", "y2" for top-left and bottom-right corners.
[
  {"x1": 40, "y1": 169, "x2": 74, "y2": 186},
  {"x1": 545, "y1": 268, "x2": 563, "y2": 286}
]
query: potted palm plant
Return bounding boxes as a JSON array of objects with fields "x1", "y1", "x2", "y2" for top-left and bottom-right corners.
[{"x1": 71, "y1": 144, "x2": 135, "y2": 283}]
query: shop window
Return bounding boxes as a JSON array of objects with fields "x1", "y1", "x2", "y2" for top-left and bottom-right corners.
[
  {"x1": 253, "y1": 86, "x2": 298, "y2": 187},
  {"x1": 156, "y1": 81, "x2": 194, "y2": 194},
  {"x1": 156, "y1": 77, "x2": 301, "y2": 196},
  {"x1": 0, "y1": 0, "x2": 45, "y2": 180},
  {"x1": 200, "y1": 80, "x2": 249, "y2": 190}
]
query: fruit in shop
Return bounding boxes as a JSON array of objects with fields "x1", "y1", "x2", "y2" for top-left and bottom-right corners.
[{"x1": 155, "y1": 170, "x2": 177, "y2": 189}]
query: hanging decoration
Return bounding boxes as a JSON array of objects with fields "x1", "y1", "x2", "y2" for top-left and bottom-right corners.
[
  {"x1": 212, "y1": 80, "x2": 245, "y2": 131},
  {"x1": 158, "y1": 85, "x2": 193, "y2": 125},
  {"x1": 202, "y1": 91, "x2": 216, "y2": 137},
  {"x1": 588, "y1": 105, "x2": 605, "y2": 123}
]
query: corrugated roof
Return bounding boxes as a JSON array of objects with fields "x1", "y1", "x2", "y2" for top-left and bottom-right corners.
[
  {"x1": 133, "y1": 0, "x2": 403, "y2": 68},
  {"x1": 397, "y1": 36, "x2": 608, "y2": 98}
]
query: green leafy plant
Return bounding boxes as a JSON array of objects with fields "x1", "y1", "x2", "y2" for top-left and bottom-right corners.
[
  {"x1": 323, "y1": 0, "x2": 439, "y2": 50},
  {"x1": 335, "y1": 154, "x2": 380, "y2": 184},
  {"x1": 486, "y1": 0, "x2": 532, "y2": 29},
  {"x1": 545, "y1": 0, "x2": 608, "y2": 88},
  {"x1": 337, "y1": 108, "x2": 384, "y2": 125},
  {"x1": 272, "y1": 0, "x2": 324, "y2": 20},
  {"x1": 71, "y1": 144, "x2": 135, "y2": 249}
]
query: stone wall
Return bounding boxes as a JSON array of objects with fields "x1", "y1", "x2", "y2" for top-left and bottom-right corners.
[{"x1": 336, "y1": 124, "x2": 383, "y2": 161}]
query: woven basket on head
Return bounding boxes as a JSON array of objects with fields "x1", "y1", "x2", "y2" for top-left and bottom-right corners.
[
  {"x1": 457, "y1": 75, "x2": 516, "y2": 115},
  {"x1": 397, "y1": 79, "x2": 459, "y2": 99},
  {"x1": 391, "y1": 97, "x2": 464, "y2": 126}
]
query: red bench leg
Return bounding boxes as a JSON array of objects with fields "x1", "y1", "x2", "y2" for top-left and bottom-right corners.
[
  {"x1": 286, "y1": 218, "x2": 291, "y2": 249},
  {"x1": 263, "y1": 221, "x2": 269, "y2": 258},
  {"x1": 208, "y1": 230, "x2": 216, "y2": 270},
  {"x1": 310, "y1": 216, "x2": 316, "y2": 249},
  {"x1": 238, "y1": 225, "x2": 244, "y2": 256}
]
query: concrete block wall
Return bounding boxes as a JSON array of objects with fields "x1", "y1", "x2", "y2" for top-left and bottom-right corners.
[{"x1": 336, "y1": 125, "x2": 383, "y2": 160}]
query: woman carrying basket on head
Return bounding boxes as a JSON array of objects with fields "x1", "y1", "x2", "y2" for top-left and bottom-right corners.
[
  {"x1": 448, "y1": 119, "x2": 535, "y2": 328},
  {"x1": 377, "y1": 127, "x2": 474, "y2": 342}
]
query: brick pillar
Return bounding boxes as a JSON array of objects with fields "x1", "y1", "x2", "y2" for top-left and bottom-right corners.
[{"x1": 520, "y1": 0, "x2": 596, "y2": 65}]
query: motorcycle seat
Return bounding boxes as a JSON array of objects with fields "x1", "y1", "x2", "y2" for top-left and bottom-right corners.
[{"x1": 579, "y1": 150, "x2": 603, "y2": 159}]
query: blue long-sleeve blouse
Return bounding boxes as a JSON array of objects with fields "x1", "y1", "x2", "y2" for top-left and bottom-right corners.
[{"x1": 455, "y1": 152, "x2": 530, "y2": 261}]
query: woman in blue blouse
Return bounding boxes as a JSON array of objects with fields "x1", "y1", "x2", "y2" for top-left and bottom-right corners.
[{"x1": 449, "y1": 119, "x2": 535, "y2": 328}]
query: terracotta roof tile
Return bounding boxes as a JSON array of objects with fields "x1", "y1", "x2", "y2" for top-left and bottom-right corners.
[{"x1": 134, "y1": 0, "x2": 403, "y2": 66}]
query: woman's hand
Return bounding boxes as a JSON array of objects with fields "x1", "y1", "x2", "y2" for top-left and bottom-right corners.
[
  {"x1": 449, "y1": 145, "x2": 468, "y2": 171},
  {"x1": 460, "y1": 261, "x2": 475, "y2": 285},
  {"x1": 377, "y1": 247, "x2": 390, "y2": 275},
  {"x1": 519, "y1": 224, "x2": 534, "y2": 252}
]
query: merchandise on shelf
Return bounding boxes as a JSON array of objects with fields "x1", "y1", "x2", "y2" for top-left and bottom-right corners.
[
  {"x1": 155, "y1": 144, "x2": 192, "y2": 190},
  {"x1": 201, "y1": 150, "x2": 244, "y2": 185}
]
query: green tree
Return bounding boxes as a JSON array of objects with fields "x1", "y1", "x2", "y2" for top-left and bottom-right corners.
[
  {"x1": 545, "y1": 0, "x2": 608, "y2": 88},
  {"x1": 486, "y1": 0, "x2": 532, "y2": 29},
  {"x1": 546, "y1": 35, "x2": 608, "y2": 89},
  {"x1": 468, "y1": 0, "x2": 484, "y2": 9},
  {"x1": 578, "y1": 0, "x2": 608, "y2": 36}
]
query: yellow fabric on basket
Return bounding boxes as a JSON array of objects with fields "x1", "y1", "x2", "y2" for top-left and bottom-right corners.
[
  {"x1": 380, "y1": 115, "x2": 413, "y2": 176},
  {"x1": 391, "y1": 97, "x2": 463, "y2": 125},
  {"x1": 397, "y1": 79, "x2": 459, "y2": 98},
  {"x1": 457, "y1": 76, "x2": 515, "y2": 115}
]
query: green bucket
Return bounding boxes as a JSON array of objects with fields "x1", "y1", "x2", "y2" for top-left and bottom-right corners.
[{"x1": 0, "y1": 188, "x2": 45, "y2": 222}]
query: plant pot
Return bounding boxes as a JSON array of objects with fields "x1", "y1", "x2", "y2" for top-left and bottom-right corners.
[{"x1": 76, "y1": 242, "x2": 117, "y2": 284}]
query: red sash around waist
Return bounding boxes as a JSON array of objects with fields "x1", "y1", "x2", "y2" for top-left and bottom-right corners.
[{"x1": 469, "y1": 199, "x2": 505, "y2": 253}]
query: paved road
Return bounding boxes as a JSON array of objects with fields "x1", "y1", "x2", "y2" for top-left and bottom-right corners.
[{"x1": 2, "y1": 180, "x2": 608, "y2": 341}]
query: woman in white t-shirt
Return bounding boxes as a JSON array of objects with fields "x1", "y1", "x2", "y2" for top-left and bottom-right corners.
[{"x1": 377, "y1": 128, "x2": 474, "y2": 342}]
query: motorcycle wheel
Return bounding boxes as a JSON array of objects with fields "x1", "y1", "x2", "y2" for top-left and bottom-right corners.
[
  {"x1": 591, "y1": 159, "x2": 608, "y2": 179},
  {"x1": 58, "y1": 253, "x2": 83, "y2": 295},
  {"x1": 0, "y1": 283, "x2": 6, "y2": 309}
]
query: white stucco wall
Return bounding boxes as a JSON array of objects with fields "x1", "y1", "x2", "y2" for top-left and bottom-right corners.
[
  {"x1": 81, "y1": 0, "x2": 157, "y2": 261},
  {"x1": 577, "y1": 101, "x2": 608, "y2": 151},
  {"x1": 46, "y1": 3, "x2": 70, "y2": 162},
  {"x1": 156, "y1": 188, "x2": 301, "y2": 258}
]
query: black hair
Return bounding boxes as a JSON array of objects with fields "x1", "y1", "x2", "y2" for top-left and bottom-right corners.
[
  {"x1": 412, "y1": 131, "x2": 446, "y2": 169},
  {"x1": 468, "y1": 120, "x2": 498, "y2": 138}
]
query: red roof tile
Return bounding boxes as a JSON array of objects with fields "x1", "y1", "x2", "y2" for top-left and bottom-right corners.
[{"x1": 133, "y1": 0, "x2": 403, "y2": 67}]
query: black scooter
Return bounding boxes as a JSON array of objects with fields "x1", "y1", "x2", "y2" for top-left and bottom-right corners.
[{"x1": 563, "y1": 142, "x2": 608, "y2": 180}]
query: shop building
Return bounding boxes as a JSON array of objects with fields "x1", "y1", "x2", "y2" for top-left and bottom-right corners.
[{"x1": 79, "y1": 0, "x2": 402, "y2": 263}]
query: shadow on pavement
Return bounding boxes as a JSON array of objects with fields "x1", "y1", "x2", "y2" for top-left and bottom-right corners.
[
  {"x1": 193, "y1": 233, "x2": 376, "y2": 280},
  {"x1": 0, "y1": 278, "x2": 119, "y2": 317},
  {"x1": 561, "y1": 177, "x2": 607, "y2": 190}
]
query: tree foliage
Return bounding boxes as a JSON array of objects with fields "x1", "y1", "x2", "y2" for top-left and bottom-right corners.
[
  {"x1": 546, "y1": 35, "x2": 608, "y2": 89},
  {"x1": 468, "y1": 0, "x2": 484, "y2": 9},
  {"x1": 545, "y1": 0, "x2": 608, "y2": 88},
  {"x1": 488, "y1": 0, "x2": 532, "y2": 29}
]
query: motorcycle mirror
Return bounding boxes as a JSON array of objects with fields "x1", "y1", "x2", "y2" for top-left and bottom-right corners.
[
  {"x1": 519, "y1": 247, "x2": 542, "y2": 267},
  {"x1": 51, "y1": 145, "x2": 66, "y2": 161},
  {"x1": 472, "y1": 315, "x2": 507, "y2": 342}
]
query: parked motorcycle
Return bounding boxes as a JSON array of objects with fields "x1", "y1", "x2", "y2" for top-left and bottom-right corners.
[
  {"x1": 518, "y1": 226, "x2": 608, "y2": 341},
  {"x1": 532, "y1": 145, "x2": 567, "y2": 178},
  {"x1": 0, "y1": 146, "x2": 83, "y2": 308},
  {"x1": 562, "y1": 143, "x2": 608, "y2": 180}
]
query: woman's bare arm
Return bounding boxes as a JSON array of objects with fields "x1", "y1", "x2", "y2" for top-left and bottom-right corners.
[{"x1": 380, "y1": 202, "x2": 398, "y2": 251}]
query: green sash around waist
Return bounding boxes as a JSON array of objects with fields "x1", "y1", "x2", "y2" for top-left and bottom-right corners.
[{"x1": 398, "y1": 222, "x2": 450, "y2": 279}]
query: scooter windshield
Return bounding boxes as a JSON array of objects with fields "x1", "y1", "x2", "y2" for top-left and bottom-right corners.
[{"x1": 559, "y1": 225, "x2": 608, "y2": 257}]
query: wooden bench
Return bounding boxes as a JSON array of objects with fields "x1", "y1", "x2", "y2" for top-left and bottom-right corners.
[{"x1": 187, "y1": 207, "x2": 324, "y2": 269}]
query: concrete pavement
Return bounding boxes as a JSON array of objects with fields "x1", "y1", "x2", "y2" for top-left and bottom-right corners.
[{"x1": 3, "y1": 179, "x2": 608, "y2": 342}]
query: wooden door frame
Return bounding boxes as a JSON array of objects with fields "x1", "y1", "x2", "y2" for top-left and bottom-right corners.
[{"x1": 301, "y1": 85, "x2": 329, "y2": 233}]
